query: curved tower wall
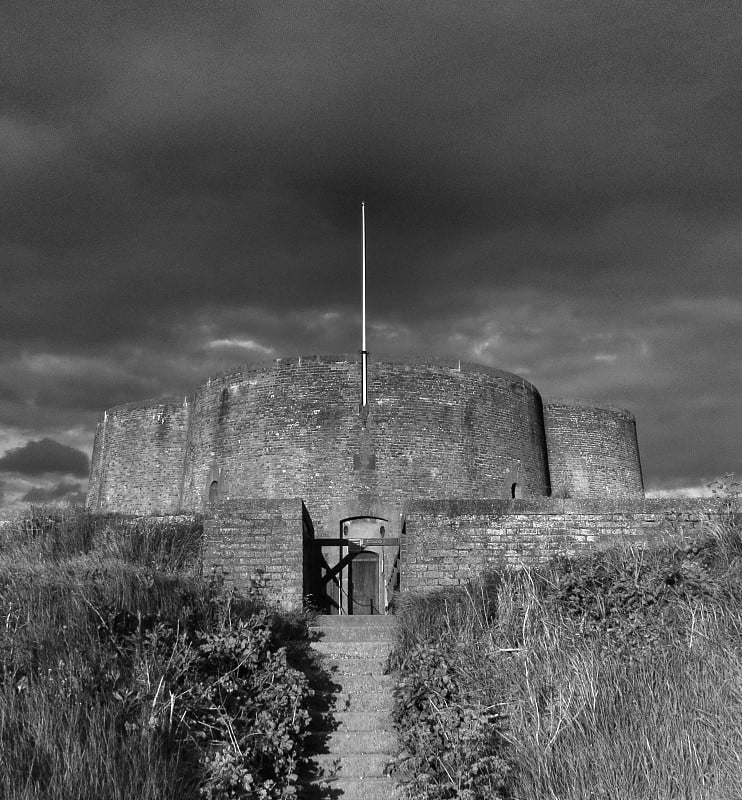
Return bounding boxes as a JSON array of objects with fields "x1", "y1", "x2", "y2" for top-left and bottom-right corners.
[
  {"x1": 180, "y1": 355, "x2": 551, "y2": 536},
  {"x1": 87, "y1": 357, "x2": 646, "y2": 522},
  {"x1": 542, "y1": 397, "x2": 643, "y2": 498},
  {"x1": 87, "y1": 399, "x2": 190, "y2": 514}
]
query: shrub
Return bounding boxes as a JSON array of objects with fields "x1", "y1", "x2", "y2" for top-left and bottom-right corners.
[
  {"x1": 0, "y1": 506, "x2": 204, "y2": 572},
  {"x1": 0, "y1": 550, "x2": 313, "y2": 800},
  {"x1": 392, "y1": 640, "x2": 510, "y2": 799},
  {"x1": 391, "y1": 517, "x2": 742, "y2": 800}
]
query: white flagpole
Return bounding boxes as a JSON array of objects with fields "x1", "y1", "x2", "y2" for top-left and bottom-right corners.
[{"x1": 361, "y1": 201, "x2": 368, "y2": 407}]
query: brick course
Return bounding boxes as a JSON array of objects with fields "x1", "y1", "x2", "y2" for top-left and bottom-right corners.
[
  {"x1": 402, "y1": 498, "x2": 723, "y2": 593},
  {"x1": 543, "y1": 397, "x2": 643, "y2": 498},
  {"x1": 88, "y1": 399, "x2": 190, "y2": 515},
  {"x1": 202, "y1": 499, "x2": 306, "y2": 610}
]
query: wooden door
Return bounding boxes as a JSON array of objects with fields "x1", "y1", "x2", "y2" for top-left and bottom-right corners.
[{"x1": 349, "y1": 551, "x2": 379, "y2": 614}]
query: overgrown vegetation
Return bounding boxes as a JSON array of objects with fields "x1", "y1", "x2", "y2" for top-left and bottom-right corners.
[
  {"x1": 391, "y1": 506, "x2": 742, "y2": 799},
  {"x1": 0, "y1": 507, "x2": 314, "y2": 800}
]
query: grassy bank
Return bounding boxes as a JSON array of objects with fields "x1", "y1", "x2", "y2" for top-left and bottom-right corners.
[
  {"x1": 391, "y1": 514, "x2": 742, "y2": 800},
  {"x1": 0, "y1": 507, "x2": 314, "y2": 800}
]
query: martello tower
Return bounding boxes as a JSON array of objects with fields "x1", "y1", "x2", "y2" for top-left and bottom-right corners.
[
  {"x1": 87, "y1": 353, "x2": 643, "y2": 613},
  {"x1": 88, "y1": 353, "x2": 643, "y2": 527}
]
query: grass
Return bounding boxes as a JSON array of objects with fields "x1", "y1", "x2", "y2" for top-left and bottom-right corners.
[
  {"x1": 391, "y1": 512, "x2": 742, "y2": 799},
  {"x1": 0, "y1": 506, "x2": 314, "y2": 800},
  {"x1": 5, "y1": 503, "x2": 741, "y2": 798}
]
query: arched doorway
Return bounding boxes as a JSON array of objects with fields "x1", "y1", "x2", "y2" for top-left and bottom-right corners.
[{"x1": 313, "y1": 516, "x2": 398, "y2": 615}]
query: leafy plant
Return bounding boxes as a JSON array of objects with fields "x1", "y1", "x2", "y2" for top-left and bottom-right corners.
[
  {"x1": 391, "y1": 623, "x2": 510, "y2": 798},
  {"x1": 391, "y1": 516, "x2": 742, "y2": 800},
  {"x1": 0, "y1": 509, "x2": 315, "y2": 800}
]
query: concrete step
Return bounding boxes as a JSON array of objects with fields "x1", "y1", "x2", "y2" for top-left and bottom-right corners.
[
  {"x1": 308, "y1": 728, "x2": 397, "y2": 755},
  {"x1": 310, "y1": 710, "x2": 392, "y2": 733},
  {"x1": 332, "y1": 673, "x2": 395, "y2": 694},
  {"x1": 310, "y1": 626, "x2": 397, "y2": 643},
  {"x1": 323, "y1": 656, "x2": 388, "y2": 675},
  {"x1": 310, "y1": 677, "x2": 393, "y2": 697},
  {"x1": 311, "y1": 614, "x2": 397, "y2": 627},
  {"x1": 311, "y1": 687, "x2": 394, "y2": 713},
  {"x1": 302, "y1": 776, "x2": 396, "y2": 800},
  {"x1": 311, "y1": 640, "x2": 393, "y2": 659},
  {"x1": 310, "y1": 752, "x2": 391, "y2": 779}
]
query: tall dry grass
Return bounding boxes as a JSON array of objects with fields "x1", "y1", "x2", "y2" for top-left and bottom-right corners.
[
  {"x1": 0, "y1": 506, "x2": 203, "y2": 571},
  {"x1": 393, "y1": 515, "x2": 742, "y2": 799},
  {"x1": 0, "y1": 506, "x2": 311, "y2": 800}
]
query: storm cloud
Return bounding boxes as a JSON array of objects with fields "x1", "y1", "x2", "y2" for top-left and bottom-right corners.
[
  {"x1": 0, "y1": 439, "x2": 90, "y2": 478},
  {"x1": 0, "y1": 0, "x2": 740, "y2": 510}
]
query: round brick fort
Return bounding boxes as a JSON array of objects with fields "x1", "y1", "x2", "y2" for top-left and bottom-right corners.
[{"x1": 87, "y1": 355, "x2": 644, "y2": 535}]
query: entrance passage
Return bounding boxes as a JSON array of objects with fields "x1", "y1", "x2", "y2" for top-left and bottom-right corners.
[
  {"x1": 309, "y1": 516, "x2": 400, "y2": 615},
  {"x1": 348, "y1": 551, "x2": 379, "y2": 615}
]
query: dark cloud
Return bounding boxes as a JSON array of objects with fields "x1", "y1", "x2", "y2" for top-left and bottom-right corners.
[
  {"x1": 0, "y1": 439, "x2": 90, "y2": 477},
  {"x1": 0, "y1": 0, "x2": 740, "y2": 497},
  {"x1": 21, "y1": 480, "x2": 86, "y2": 505}
]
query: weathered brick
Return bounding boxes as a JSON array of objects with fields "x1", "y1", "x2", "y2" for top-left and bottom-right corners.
[{"x1": 401, "y1": 499, "x2": 727, "y2": 594}]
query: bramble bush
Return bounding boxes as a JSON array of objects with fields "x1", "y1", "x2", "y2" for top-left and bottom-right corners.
[
  {"x1": 392, "y1": 641, "x2": 510, "y2": 800},
  {"x1": 0, "y1": 507, "x2": 314, "y2": 800},
  {"x1": 392, "y1": 510, "x2": 742, "y2": 800}
]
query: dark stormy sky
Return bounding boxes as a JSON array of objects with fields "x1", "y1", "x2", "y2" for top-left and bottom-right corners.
[{"x1": 1, "y1": 1, "x2": 741, "y2": 512}]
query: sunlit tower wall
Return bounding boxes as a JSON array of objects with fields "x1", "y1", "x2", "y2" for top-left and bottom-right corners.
[
  {"x1": 542, "y1": 397, "x2": 644, "y2": 498},
  {"x1": 178, "y1": 355, "x2": 552, "y2": 535},
  {"x1": 87, "y1": 399, "x2": 190, "y2": 514}
]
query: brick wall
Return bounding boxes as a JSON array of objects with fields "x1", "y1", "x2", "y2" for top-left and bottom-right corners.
[
  {"x1": 180, "y1": 355, "x2": 551, "y2": 536},
  {"x1": 402, "y1": 498, "x2": 723, "y2": 593},
  {"x1": 543, "y1": 397, "x2": 644, "y2": 498},
  {"x1": 87, "y1": 399, "x2": 190, "y2": 514},
  {"x1": 202, "y1": 499, "x2": 306, "y2": 610},
  {"x1": 85, "y1": 498, "x2": 731, "y2": 611},
  {"x1": 87, "y1": 356, "x2": 650, "y2": 521}
]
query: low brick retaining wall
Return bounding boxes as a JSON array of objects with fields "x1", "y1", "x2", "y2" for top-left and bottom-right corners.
[
  {"x1": 196, "y1": 497, "x2": 734, "y2": 606},
  {"x1": 401, "y1": 498, "x2": 728, "y2": 593}
]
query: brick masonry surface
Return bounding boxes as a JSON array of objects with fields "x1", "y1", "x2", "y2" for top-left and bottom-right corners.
[
  {"x1": 90, "y1": 355, "x2": 583, "y2": 525},
  {"x1": 202, "y1": 499, "x2": 306, "y2": 610},
  {"x1": 87, "y1": 355, "x2": 647, "y2": 551},
  {"x1": 401, "y1": 498, "x2": 727, "y2": 593},
  {"x1": 88, "y1": 399, "x2": 190, "y2": 515},
  {"x1": 194, "y1": 497, "x2": 732, "y2": 609},
  {"x1": 543, "y1": 397, "x2": 644, "y2": 498}
]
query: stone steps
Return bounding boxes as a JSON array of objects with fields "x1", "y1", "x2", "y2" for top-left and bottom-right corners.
[
  {"x1": 321, "y1": 656, "x2": 389, "y2": 675},
  {"x1": 312, "y1": 640, "x2": 394, "y2": 659},
  {"x1": 309, "y1": 710, "x2": 391, "y2": 732},
  {"x1": 301, "y1": 614, "x2": 398, "y2": 799}
]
